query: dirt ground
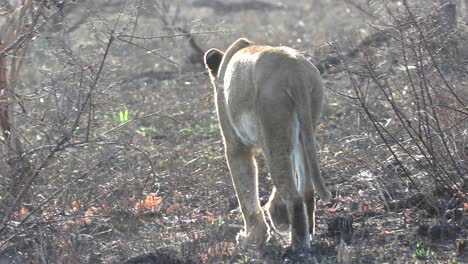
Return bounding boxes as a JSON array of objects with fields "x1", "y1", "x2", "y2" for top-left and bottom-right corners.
[{"x1": 0, "y1": 0, "x2": 467, "y2": 263}]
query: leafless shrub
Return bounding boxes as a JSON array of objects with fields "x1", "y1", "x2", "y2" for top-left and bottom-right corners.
[
  {"x1": 0, "y1": 0, "x2": 182, "y2": 261},
  {"x1": 0, "y1": 0, "x2": 234, "y2": 261},
  {"x1": 340, "y1": 0, "x2": 467, "y2": 202}
]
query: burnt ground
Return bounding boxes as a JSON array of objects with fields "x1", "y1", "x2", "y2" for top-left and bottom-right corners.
[
  {"x1": 109, "y1": 69, "x2": 467, "y2": 264},
  {"x1": 0, "y1": 0, "x2": 467, "y2": 263}
]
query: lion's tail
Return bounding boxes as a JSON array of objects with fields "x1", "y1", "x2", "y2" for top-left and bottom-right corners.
[{"x1": 291, "y1": 71, "x2": 331, "y2": 203}]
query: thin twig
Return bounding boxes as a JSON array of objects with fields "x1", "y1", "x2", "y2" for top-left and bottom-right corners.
[
  {"x1": 101, "y1": 103, "x2": 188, "y2": 136},
  {"x1": 116, "y1": 36, "x2": 187, "y2": 70},
  {"x1": 117, "y1": 29, "x2": 233, "y2": 40}
]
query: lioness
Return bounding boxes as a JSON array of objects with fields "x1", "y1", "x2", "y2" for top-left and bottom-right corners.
[{"x1": 204, "y1": 38, "x2": 331, "y2": 248}]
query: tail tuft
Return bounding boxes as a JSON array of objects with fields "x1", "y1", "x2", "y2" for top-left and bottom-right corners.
[{"x1": 319, "y1": 190, "x2": 332, "y2": 203}]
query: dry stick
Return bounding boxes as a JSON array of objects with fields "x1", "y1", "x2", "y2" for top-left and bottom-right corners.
[
  {"x1": 413, "y1": 37, "x2": 435, "y2": 162},
  {"x1": 325, "y1": 84, "x2": 359, "y2": 100},
  {"x1": 343, "y1": 0, "x2": 379, "y2": 20},
  {"x1": 398, "y1": 27, "x2": 426, "y2": 158},
  {"x1": 402, "y1": 0, "x2": 465, "y2": 107},
  {"x1": 411, "y1": 40, "x2": 462, "y2": 185},
  {"x1": 433, "y1": 115, "x2": 468, "y2": 136},
  {"x1": 131, "y1": 84, "x2": 146, "y2": 118},
  {"x1": 122, "y1": 144, "x2": 162, "y2": 194},
  {"x1": 412, "y1": 38, "x2": 439, "y2": 178},
  {"x1": 389, "y1": 6, "x2": 461, "y2": 188},
  {"x1": 0, "y1": 1, "x2": 36, "y2": 151},
  {"x1": 0, "y1": 7, "x2": 116, "y2": 232},
  {"x1": 16, "y1": 157, "x2": 109, "y2": 224},
  {"x1": 361, "y1": 51, "x2": 456, "y2": 192},
  {"x1": 100, "y1": 104, "x2": 186, "y2": 136},
  {"x1": 85, "y1": 31, "x2": 115, "y2": 141},
  {"x1": 431, "y1": 104, "x2": 468, "y2": 116},
  {"x1": 56, "y1": 139, "x2": 173, "y2": 193},
  {"x1": 0, "y1": 32, "x2": 32, "y2": 59},
  {"x1": 47, "y1": 140, "x2": 171, "y2": 191},
  {"x1": 345, "y1": 70, "x2": 420, "y2": 191},
  {"x1": 116, "y1": 36, "x2": 187, "y2": 70},
  {"x1": 117, "y1": 30, "x2": 233, "y2": 40},
  {"x1": 394, "y1": 33, "x2": 458, "y2": 187},
  {"x1": 76, "y1": 18, "x2": 188, "y2": 194},
  {"x1": 0, "y1": 0, "x2": 36, "y2": 59},
  {"x1": 405, "y1": 7, "x2": 466, "y2": 183},
  {"x1": 417, "y1": 57, "x2": 464, "y2": 183},
  {"x1": 375, "y1": 178, "x2": 392, "y2": 212},
  {"x1": 0, "y1": 1, "x2": 46, "y2": 209},
  {"x1": 7, "y1": 20, "x2": 36, "y2": 154},
  {"x1": 336, "y1": 45, "x2": 418, "y2": 189},
  {"x1": 0, "y1": 47, "x2": 11, "y2": 137},
  {"x1": 0, "y1": 133, "x2": 72, "y2": 233},
  {"x1": 128, "y1": 0, "x2": 143, "y2": 43},
  {"x1": 0, "y1": 155, "x2": 115, "y2": 251}
]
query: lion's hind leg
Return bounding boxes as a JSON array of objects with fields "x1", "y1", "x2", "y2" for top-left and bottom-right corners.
[
  {"x1": 257, "y1": 106, "x2": 310, "y2": 249},
  {"x1": 265, "y1": 186, "x2": 289, "y2": 231},
  {"x1": 224, "y1": 143, "x2": 269, "y2": 247}
]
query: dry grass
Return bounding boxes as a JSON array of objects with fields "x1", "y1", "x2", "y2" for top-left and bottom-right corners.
[{"x1": 0, "y1": 0, "x2": 466, "y2": 263}]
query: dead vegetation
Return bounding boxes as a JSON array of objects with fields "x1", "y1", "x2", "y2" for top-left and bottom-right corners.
[{"x1": 0, "y1": 0, "x2": 467, "y2": 263}]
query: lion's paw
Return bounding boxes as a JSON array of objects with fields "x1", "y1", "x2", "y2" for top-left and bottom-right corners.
[
  {"x1": 236, "y1": 225, "x2": 270, "y2": 248},
  {"x1": 266, "y1": 198, "x2": 290, "y2": 231}
]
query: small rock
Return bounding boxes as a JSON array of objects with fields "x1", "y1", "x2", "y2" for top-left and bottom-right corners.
[
  {"x1": 455, "y1": 239, "x2": 466, "y2": 257},
  {"x1": 327, "y1": 215, "x2": 354, "y2": 243},
  {"x1": 125, "y1": 252, "x2": 197, "y2": 264},
  {"x1": 428, "y1": 223, "x2": 460, "y2": 241},
  {"x1": 417, "y1": 224, "x2": 429, "y2": 237},
  {"x1": 445, "y1": 208, "x2": 464, "y2": 225}
]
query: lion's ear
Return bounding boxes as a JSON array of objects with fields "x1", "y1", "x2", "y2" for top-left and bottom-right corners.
[{"x1": 204, "y1": 48, "x2": 224, "y2": 80}]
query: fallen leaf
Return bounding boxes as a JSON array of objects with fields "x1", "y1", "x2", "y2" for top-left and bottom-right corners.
[
  {"x1": 202, "y1": 242, "x2": 236, "y2": 263},
  {"x1": 19, "y1": 207, "x2": 28, "y2": 217},
  {"x1": 85, "y1": 206, "x2": 97, "y2": 216},
  {"x1": 144, "y1": 193, "x2": 163, "y2": 208},
  {"x1": 71, "y1": 200, "x2": 79, "y2": 212},
  {"x1": 166, "y1": 204, "x2": 176, "y2": 215},
  {"x1": 203, "y1": 215, "x2": 214, "y2": 222},
  {"x1": 101, "y1": 203, "x2": 109, "y2": 215}
]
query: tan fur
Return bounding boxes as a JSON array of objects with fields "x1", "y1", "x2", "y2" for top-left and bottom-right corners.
[{"x1": 204, "y1": 38, "x2": 331, "y2": 249}]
